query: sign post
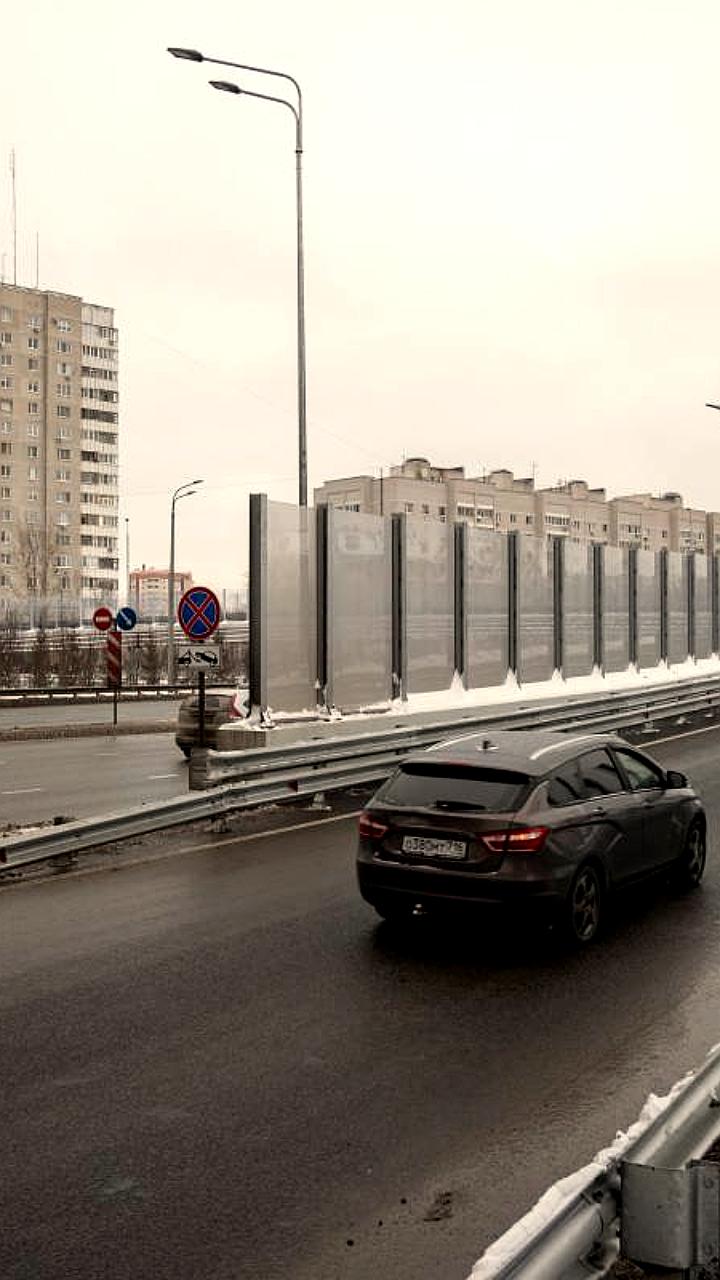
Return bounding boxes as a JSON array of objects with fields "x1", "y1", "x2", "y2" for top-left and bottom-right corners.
[
  {"x1": 106, "y1": 629, "x2": 122, "y2": 726},
  {"x1": 177, "y1": 586, "x2": 221, "y2": 751}
]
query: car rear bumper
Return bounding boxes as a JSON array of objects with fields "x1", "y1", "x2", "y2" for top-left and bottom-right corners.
[{"x1": 357, "y1": 851, "x2": 573, "y2": 916}]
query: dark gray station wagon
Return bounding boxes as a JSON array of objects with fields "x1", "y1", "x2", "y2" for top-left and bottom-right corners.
[{"x1": 357, "y1": 730, "x2": 706, "y2": 944}]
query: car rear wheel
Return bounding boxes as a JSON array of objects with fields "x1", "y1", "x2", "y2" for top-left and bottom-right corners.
[
  {"x1": 562, "y1": 863, "x2": 603, "y2": 946},
  {"x1": 673, "y1": 821, "x2": 706, "y2": 892}
]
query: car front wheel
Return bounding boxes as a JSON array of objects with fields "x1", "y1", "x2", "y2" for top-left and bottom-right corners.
[
  {"x1": 562, "y1": 863, "x2": 603, "y2": 946},
  {"x1": 673, "y1": 821, "x2": 706, "y2": 892}
]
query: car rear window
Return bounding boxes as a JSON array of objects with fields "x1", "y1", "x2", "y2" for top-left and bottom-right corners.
[{"x1": 376, "y1": 763, "x2": 531, "y2": 812}]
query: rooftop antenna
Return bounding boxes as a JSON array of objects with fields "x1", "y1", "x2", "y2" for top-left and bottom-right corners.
[{"x1": 10, "y1": 149, "x2": 17, "y2": 285}]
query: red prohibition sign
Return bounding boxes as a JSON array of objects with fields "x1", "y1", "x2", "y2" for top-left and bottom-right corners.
[
  {"x1": 177, "y1": 586, "x2": 221, "y2": 640},
  {"x1": 93, "y1": 605, "x2": 114, "y2": 632}
]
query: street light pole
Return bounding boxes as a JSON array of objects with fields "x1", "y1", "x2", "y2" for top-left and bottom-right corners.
[
  {"x1": 168, "y1": 480, "x2": 203, "y2": 685},
  {"x1": 168, "y1": 47, "x2": 307, "y2": 507}
]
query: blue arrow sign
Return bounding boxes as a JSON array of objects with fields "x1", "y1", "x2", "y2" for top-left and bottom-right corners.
[{"x1": 116, "y1": 606, "x2": 138, "y2": 632}]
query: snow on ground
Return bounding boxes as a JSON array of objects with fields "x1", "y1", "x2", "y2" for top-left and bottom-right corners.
[
  {"x1": 466, "y1": 1056, "x2": 708, "y2": 1278},
  {"x1": 263, "y1": 654, "x2": 720, "y2": 725}
]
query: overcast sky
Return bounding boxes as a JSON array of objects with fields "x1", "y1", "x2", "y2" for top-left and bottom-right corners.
[{"x1": 4, "y1": 0, "x2": 720, "y2": 592}]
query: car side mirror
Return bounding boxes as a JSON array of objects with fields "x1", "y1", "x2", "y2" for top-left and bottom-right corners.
[{"x1": 665, "y1": 769, "x2": 688, "y2": 789}]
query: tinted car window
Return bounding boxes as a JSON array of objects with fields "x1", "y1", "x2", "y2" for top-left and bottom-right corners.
[
  {"x1": 613, "y1": 749, "x2": 664, "y2": 792},
  {"x1": 376, "y1": 764, "x2": 530, "y2": 812},
  {"x1": 547, "y1": 761, "x2": 585, "y2": 807},
  {"x1": 577, "y1": 749, "x2": 624, "y2": 798}
]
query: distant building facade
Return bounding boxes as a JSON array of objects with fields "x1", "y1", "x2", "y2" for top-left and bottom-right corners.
[
  {"x1": 314, "y1": 457, "x2": 720, "y2": 554},
  {"x1": 0, "y1": 282, "x2": 119, "y2": 608},
  {"x1": 130, "y1": 566, "x2": 193, "y2": 620}
]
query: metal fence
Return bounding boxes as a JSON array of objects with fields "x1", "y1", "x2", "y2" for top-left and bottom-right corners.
[{"x1": 249, "y1": 496, "x2": 720, "y2": 714}]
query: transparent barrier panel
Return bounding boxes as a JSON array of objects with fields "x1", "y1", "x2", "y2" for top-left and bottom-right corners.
[
  {"x1": 517, "y1": 537, "x2": 554, "y2": 684},
  {"x1": 328, "y1": 509, "x2": 392, "y2": 710},
  {"x1": 667, "y1": 552, "x2": 689, "y2": 665},
  {"x1": 465, "y1": 529, "x2": 509, "y2": 690},
  {"x1": 636, "y1": 550, "x2": 661, "y2": 669},
  {"x1": 562, "y1": 542, "x2": 594, "y2": 678},
  {"x1": 405, "y1": 518, "x2": 455, "y2": 694},
  {"x1": 266, "y1": 501, "x2": 317, "y2": 712},
  {"x1": 694, "y1": 555, "x2": 712, "y2": 659},
  {"x1": 602, "y1": 546, "x2": 629, "y2": 672}
]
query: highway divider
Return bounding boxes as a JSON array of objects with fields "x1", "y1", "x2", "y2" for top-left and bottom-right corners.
[{"x1": 2, "y1": 674, "x2": 720, "y2": 875}]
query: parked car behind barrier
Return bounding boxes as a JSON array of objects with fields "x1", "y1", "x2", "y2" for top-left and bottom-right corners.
[
  {"x1": 357, "y1": 729, "x2": 706, "y2": 944},
  {"x1": 175, "y1": 686, "x2": 248, "y2": 756}
]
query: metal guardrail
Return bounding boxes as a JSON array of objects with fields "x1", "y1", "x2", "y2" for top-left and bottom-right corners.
[
  {"x1": 0, "y1": 684, "x2": 201, "y2": 704},
  {"x1": 2, "y1": 673, "x2": 720, "y2": 875},
  {"x1": 470, "y1": 1042, "x2": 720, "y2": 1277}
]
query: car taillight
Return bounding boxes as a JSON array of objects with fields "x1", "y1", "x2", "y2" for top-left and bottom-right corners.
[
  {"x1": 359, "y1": 812, "x2": 388, "y2": 840},
  {"x1": 481, "y1": 827, "x2": 549, "y2": 854}
]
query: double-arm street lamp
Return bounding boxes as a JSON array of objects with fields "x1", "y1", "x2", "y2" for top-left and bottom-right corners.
[
  {"x1": 168, "y1": 46, "x2": 307, "y2": 508},
  {"x1": 168, "y1": 479, "x2": 203, "y2": 685}
]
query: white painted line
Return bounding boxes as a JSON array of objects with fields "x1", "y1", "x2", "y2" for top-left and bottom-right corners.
[
  {"x1": 149, "y1": 774, "x2": 178, "y2": 781},
  {"x1": 2, "y1": 787, "x2": 44, "y2": 795},
  {"x1": 650, "y1": 721, "x2": 720, "y2": 747}
]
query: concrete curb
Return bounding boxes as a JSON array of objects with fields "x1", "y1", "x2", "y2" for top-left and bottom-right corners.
[{"x1": 0, "y1": 721, "x2": 175, "y2": 743}]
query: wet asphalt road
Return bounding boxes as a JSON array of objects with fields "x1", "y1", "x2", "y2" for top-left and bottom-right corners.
[{"x1": 1, "y1": 726, "x2": 720, "y2": 1280}]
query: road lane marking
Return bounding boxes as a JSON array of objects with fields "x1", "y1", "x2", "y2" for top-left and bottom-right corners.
[
  {"x1": 149, "y1": 774, "x2": 178, "y2": 781},
  {"x1": 2, "y1": 787, "x2": 44, "y2": 795},
  {"x1": 651, "y1": 721, "x2": 720, "y2": 747}
]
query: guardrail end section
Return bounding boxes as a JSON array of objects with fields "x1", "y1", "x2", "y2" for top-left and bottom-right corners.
[{"x1": 621, "y1": 1158, "x2": 720, "y2": 1273}]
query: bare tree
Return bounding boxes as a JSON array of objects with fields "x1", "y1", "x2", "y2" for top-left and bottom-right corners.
[
  {"x1": 31, "y1": 622, "x2": 51, "y2": 687},
  {"x1": 140, "y1": 629, "x2": 165, "y2": 684},
  {"x1": 0, "y1": 608, "x2": 19, "y2": 688},
  {"x1": 55, "y1": 628, "x2": 85, "y2": 686}
]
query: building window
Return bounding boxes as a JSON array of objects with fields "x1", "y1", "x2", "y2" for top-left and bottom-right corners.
[
  {"x1": 509, "y1": 513, "x2": 517, "y2": 523},
  {"x1": 56, "y1": 319, "x2": 72, "y2": 333},
  {"x1": 56, "y1": 340, "x2": 72, "y2": 354},
  {"x1": 27, "y1": 315, "x2": 43, "y2": 331},
  {"x1": 56, "y1": 405, "x2": 70, "y2": 418},
  {"x1": 57, "y1": 447, "x2": 71, "y2": 459},
  {"x1": 56, "y1": 469, "x2": 71, "y2": 481},
  {"x1": 1, "y1": 442, "x2": 11, "y2": 455},
  {"x1": 1, "y1": 422, "x2": 11, "y2": 435},
  {"x1": 0, "y1": 376, "x2": 11, "y2": 390},
  {"x1": 526, "y1": 515, "x2": 534, "y2": 525},
  {"x1": 28, "y1": 466, "x2": 38, "y2": 481},
  {"x1": 0, "y1": 466, "x2": 10, "y2": 478},
  {"x1": 0, "y1": 333, "x2": 12, "y2": 346},
  {"x1": 0, "y1": 354, "x2": 11, "y2": 367},
  {"x1": 27, "y1": 337, "x2": 40, "y2": 351},
  {"x1": 57, "y1": 362, "x2": 72, "y2": 376},
  {"x1": 28, "y1": 402, "x2": 39, "y2": 416},
  {"x1": 27, "y1": 381, "x2": 39, "y2": 394},
  {"x1": 56, "y1": 511, "x2": 70, "y2": 526},
  {"x1": 27, "y1": 488, "x2": 38, "y2": 501},
  {"x1": 27, "y1": 423, "x2": 39, "y2": 437},
  {"x1": 0, "y1": 510, "x2": 10, "y2": 522},
  {"x1": 0, "y1": 488, "x2": 9, "y2": 501},
  {"x1": 0, "y1": 399, "x2": 12, "y2": 413},
  {"x1": 56, "y1": 491, "x2": 72, "y2": 504},
  {"x1": 27, "y1": 445, "x2": 38, "y2": 458},
  {"x1": 28, "y1": 357, "x2": 39, "y2": 371},
  {"x1": 0, "y1": 308, "x2": 11, "y2": 323},
  {"x1": 404, "y1": 503, "x2": 414, "y2": 513}
]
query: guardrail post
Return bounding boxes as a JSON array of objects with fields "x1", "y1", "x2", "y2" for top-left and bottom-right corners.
[
  {"x1": 508, "y1": 532, "x2": 518, "y2": 677},
  {"x1": 392, "y1": 514, "x2": 407, "y2": 700},
  {"x1": 593, "y1": 543, "x2": 603, "y2": 670},
  {"x1": 629, "y1": 547, "x2": 638, "y2": 667},
  {"x1": 248, "y1": 493, "x2": 268, "y2": 718},
  {"x1": 454, "y1": 522, "x2": 466, "y2": 685}
]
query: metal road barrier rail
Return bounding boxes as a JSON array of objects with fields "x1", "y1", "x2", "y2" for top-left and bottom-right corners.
[
  {"x1": 2, "y1": 673, "x2": 720, "y2": 876},
  {"x1": 469, "y1": 1041, "x2": 720, "y2": 1278},
  {"x1": 0, "y1": 684, "x2": 193, "y2": 704}
]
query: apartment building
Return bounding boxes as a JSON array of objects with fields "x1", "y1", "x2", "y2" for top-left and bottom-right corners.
[
  {"x1": 129, "y1": 566, "x2": 193, "y2": 620},
  {"x1": 314, "y1": 458, "x2": 720, "y2": 554},
  {"x1": 0, "y1": 283, "x2": 119, "y2": 608}
]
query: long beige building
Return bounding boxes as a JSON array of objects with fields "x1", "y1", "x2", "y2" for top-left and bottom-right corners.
[
  {"x1": 0, "y1": 283, "x2": 119, "y2": 608},
  {"x1": 315, "y1": 457, "x2": 720, "y2": 554}
]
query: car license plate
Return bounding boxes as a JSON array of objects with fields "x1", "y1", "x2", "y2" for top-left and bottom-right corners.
[{"x1": 402, "y1": 835, "x2": 467, "y2": 859}]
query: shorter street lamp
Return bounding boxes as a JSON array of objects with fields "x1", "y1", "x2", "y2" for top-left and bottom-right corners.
[{"x1": 168, "y1": 480, "x2": 203, "y2": 685}]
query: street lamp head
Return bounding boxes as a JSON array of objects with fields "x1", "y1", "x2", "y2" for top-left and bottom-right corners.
[
  {"x1": 210, "y1": 79, "x2": 242, "y2": 95},
  {"x1": 167, "y1": 47, "x2": 204, "y2": 62}
]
